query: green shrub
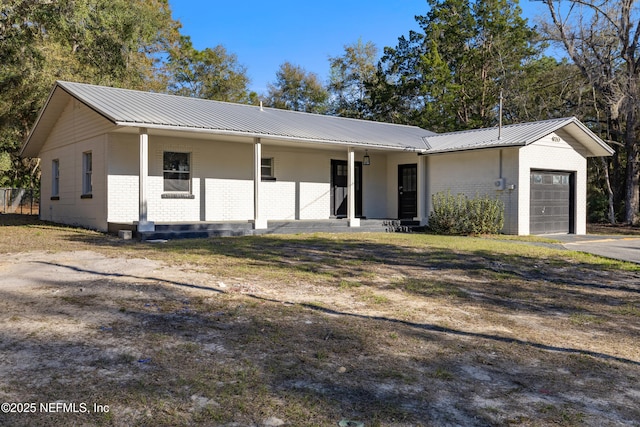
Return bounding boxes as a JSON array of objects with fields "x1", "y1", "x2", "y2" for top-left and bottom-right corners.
[{"x1": 429, "y1": 190, "x2": 504, "y2": 235}]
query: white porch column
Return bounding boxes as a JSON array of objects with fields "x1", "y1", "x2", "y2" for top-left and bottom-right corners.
[
  {"x1": 138, "y1": 128, "x2": 155, "y2": 232},
  {"x1": 347, "y1": 147, "x2": 360, "y2": 227},
  {"x1": 416, "y1": 154, "x2": 427, "y2": 225},
  {"x1": 253, "y1": 138, "x2": 268, "y2": 229}
]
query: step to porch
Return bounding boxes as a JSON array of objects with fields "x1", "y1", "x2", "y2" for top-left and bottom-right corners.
[
  {"x1": 137, "y1": 222, "x2": 254, "y2": 241},
  {"x1": 111, "y1": 219, "x2": 424, "y2": 241},
  {"x1": 257, "y1": 219, "x2": 424, "y2": 235}
]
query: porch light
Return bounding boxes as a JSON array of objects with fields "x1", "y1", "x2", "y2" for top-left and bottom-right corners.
[{"x1": 363, "y1": 150, "x2": 371, "y2": 166}]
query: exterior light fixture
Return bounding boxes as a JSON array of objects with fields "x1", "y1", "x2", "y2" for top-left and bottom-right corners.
[{"x1": 363, "y1": 150, "x2": 371, "y2": 166}]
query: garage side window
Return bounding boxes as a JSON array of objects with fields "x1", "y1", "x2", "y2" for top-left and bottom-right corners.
[
  {"x1": 51, "y1": 159, "x2": 60, "y2": 199},
  {"x1": 82, "y1": 152, "x2": 92, "y2": 197},
  {"x1": 163, "y1": 151, "x2": 191, "y2": 192}
]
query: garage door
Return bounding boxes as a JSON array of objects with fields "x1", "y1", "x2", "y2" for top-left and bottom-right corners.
[{"x1": 530, "y1": 171, "x2": 574, "y2": 234}]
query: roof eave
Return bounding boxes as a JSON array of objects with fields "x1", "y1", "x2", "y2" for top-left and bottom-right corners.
[
  {"x1": 115, "y1": 121, "x2": 428, "y2": 152},
  {"x1": 425, "y1": 142, "x2": 526, "y2": 155},
  {"x1": 521, "y1": 116, "x2": 614, "y2": 157},
  {"x1": 566, "y1": 118, "x2": 615, "y2": 157},
  {"x1": 19, "y1": 83, "x2": 68, "y2": 158}
]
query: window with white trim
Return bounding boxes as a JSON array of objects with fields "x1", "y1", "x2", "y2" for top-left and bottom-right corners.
[
  {"x1": 163, "y1": 151, "x2": 191, "y2": 192},
  {"x1": 261, "y1": 157, "x2": 275, "y2": 180},
  {"x1": 82, "y1": 152, "x2": 92, "y2": 196},
  {"x1": 52, "y1": 159, "x2": 60, "y2": 199}
]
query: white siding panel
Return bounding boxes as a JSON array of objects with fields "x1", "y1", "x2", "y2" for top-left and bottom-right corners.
[
  {"x1": 39, "y1": 135, "x2": 108, "y2": 230},
  {"x1": 40, "y1": 99, "x2": 115, "y2": 154}
]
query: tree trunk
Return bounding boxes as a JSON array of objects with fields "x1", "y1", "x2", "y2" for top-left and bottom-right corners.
[
  {"x1": 624, "y1": 139, "x2": 640, "y2": 224},
  {"x1": 600, "y1": 157, "x2": 616, "y2": 224}
]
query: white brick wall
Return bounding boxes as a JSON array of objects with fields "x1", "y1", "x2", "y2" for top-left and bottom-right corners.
[
  {"x1": 261, "y1": 180, "x2": 296, "y2": 219},
  {"x1": 107, "y1": 174, "x2": 138, "y2": 222},
  {"x1": 299, "y1": 182, "x2": 331, "y2": 219},
  {"x1": 426, "y1": 147, "x2": 520, "y2": 234},
  {"x1": 205, "y1": 178, "x2": 253, "y2": 221},
  {"x1": 106, "y1": 134, "x2": 381, "y2": 223},
  {"x1": 425, "y1": 134, "x2": 588, "y2": 235}
]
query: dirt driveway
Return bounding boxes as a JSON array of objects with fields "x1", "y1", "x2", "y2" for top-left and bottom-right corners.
[{"x1": 0, "y1": 226, "x2": 639, "y2": 426}]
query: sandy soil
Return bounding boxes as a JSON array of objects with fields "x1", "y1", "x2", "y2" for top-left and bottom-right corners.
[{"x1": 0, "y1": 247, "x2": 639, "y2": 426}]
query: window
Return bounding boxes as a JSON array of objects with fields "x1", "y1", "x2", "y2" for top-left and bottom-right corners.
[
  {"x1": 51, "y1": 159, "x2": 60, "y2": 199},
  {"x1": 82, "y1": 152, "x2": 92, "y2": 197},
  {"x1": 163, "y1": 151, "x2": 191, "y2": 192},
  {"x1": 261, "y1": 157, "x2": 275, "y2": 180}
]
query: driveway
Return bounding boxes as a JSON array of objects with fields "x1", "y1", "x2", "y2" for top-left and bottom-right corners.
[{"x1": 552, "y1": 234, "x2": 640, "y2": 264}]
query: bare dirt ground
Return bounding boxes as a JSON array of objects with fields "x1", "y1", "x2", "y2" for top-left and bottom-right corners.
[{"x1": 0, "y1": 217, "x2": 639, "y2": 426}]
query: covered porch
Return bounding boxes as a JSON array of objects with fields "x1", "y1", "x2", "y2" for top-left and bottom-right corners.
[{"x1": 116, "y1": 126, "x2": 429, "y2": 237}]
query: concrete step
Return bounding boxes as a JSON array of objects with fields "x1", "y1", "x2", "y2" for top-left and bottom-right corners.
[{"x1": 129, "y1": 219, "x2": 424, "y2": 241}]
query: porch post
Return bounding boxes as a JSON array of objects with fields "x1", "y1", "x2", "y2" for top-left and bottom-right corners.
[
  {"x1": 416, "y1": 154, "x2": 427, "y2": 225},
  {"x1": 347, "y1": 147, "x2": 360, "y2": 227},
  {"x1": 138, "y1": 128, "x2": 154, "y2": 232},
  {"x1": 253, "y1": 138, "x2": 267, "y2": 229}
]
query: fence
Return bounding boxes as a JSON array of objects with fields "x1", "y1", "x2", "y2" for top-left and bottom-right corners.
[{"x1": 0, "y1": 188, "x2": 39, "y2": 215}]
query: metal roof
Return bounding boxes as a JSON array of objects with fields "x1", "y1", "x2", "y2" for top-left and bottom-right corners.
[
  {"x1": 21, "y1": 81, "x2": 613, "y2": 159},
  {"x1": 55, "y1": 81, "x2": 434, "y2": 150},
  {"x1": 423, "y1": 117, "x2": 614, "y2": 157}
]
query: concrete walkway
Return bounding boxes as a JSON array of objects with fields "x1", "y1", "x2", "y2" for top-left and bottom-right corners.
[{"x1": 551, "y1": 234, "x2": 640, "y2": 264}]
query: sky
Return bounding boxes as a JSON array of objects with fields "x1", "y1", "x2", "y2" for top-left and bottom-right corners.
[{"x1": 168, "y1": 0, "x2": 551, "y2": 96}]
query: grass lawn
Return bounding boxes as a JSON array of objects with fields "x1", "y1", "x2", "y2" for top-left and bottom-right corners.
[{"x1": 0, "y1": 215, "x2": 639, "y2": 426}]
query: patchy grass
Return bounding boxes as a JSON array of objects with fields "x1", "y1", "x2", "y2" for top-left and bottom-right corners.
[{"x1": 0, "y1": 215, "x2": 639, "y2": 426}]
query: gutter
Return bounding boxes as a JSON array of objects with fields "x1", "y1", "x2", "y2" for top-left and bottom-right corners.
[{"x1": 114, "y1": 121, "x2": 429, "y2": 153}]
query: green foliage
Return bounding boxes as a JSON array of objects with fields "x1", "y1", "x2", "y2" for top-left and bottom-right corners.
[
  {"x1": 0, "y1": 152, "x2": 11, "y2": 187},
  {"x1": 166, "y1": 36, "x2": 256, "y2": 104},
  {"x1": 0, "y1": 0, "x2": 180, "y2": 187},
  {"x1": 429, "y1": 190, "x2": 504, "y2": 235},
  {"x1": 327, "y1": 38, "x2": 378, "y2": 118},
  {"x1": 265, "y1": 62, "x2": 328, "y2": 113},
  {"x1": 0, "y1": 152, "x2": 11, "y2": 173},
  {"x1": 367, "y1": 0, "x2": 544, "y2": 131}
]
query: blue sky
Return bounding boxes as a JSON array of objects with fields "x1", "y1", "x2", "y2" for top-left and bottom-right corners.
[{"x1": 168, "y1": 1, "x2": 550, "y2": 95}]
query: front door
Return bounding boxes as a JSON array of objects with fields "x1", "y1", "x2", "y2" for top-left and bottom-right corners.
[
  {"x1": 398, "y1": 164, "x2": 417, "y2": 219},
  {"x1": 331, "y1": 160, "x2": 362, "y2": 218}
]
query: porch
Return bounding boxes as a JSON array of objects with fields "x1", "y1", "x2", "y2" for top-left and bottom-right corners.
[{"x1": 108, "y1": 219, "x2": 424, "y2": 241}]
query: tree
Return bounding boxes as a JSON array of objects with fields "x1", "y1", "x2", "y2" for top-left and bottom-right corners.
[
  {"x1": 540, "y1": 0, "x2": 640, "y2": 224},
  {"x1": 166, "y1": 36, "x2": 256, "y2": 104},
  {"x1": 265, "y1": 62, "x2": 328, "y2": 113},
  {"x1": 327, "y1": 38, "x2": 378, "y2": 118},
  {"x1": 368, "y1": 0, "x2": 542, "y2": 132},
  {"x1": 0, "y1": 0, "x2": 180, "y2": 187}
]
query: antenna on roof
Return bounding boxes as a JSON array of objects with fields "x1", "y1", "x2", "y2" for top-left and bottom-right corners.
[{"x1": 498, "y1": 90, "x2": 503, "y2": 140}]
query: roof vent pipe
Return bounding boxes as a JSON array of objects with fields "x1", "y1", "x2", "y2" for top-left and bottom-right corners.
[
  {"x1": 498, "y1": 90, "x2": 503, "y2": 140},
  {"x1": 260, "y1": 101, "x2": 264, "y2": 112}
]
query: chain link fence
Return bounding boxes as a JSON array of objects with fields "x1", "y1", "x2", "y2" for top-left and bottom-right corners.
[{"x1": 0, "y1": 188, "x2": 39, "y2": 215}]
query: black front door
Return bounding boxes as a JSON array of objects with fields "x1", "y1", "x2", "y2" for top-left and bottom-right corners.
[
  {"x1": 398, "y1": 164, "x2": 417, "y2": 219},
  {"x1": 331, "y1": 160, "x2": 362, "y2": 218}
]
